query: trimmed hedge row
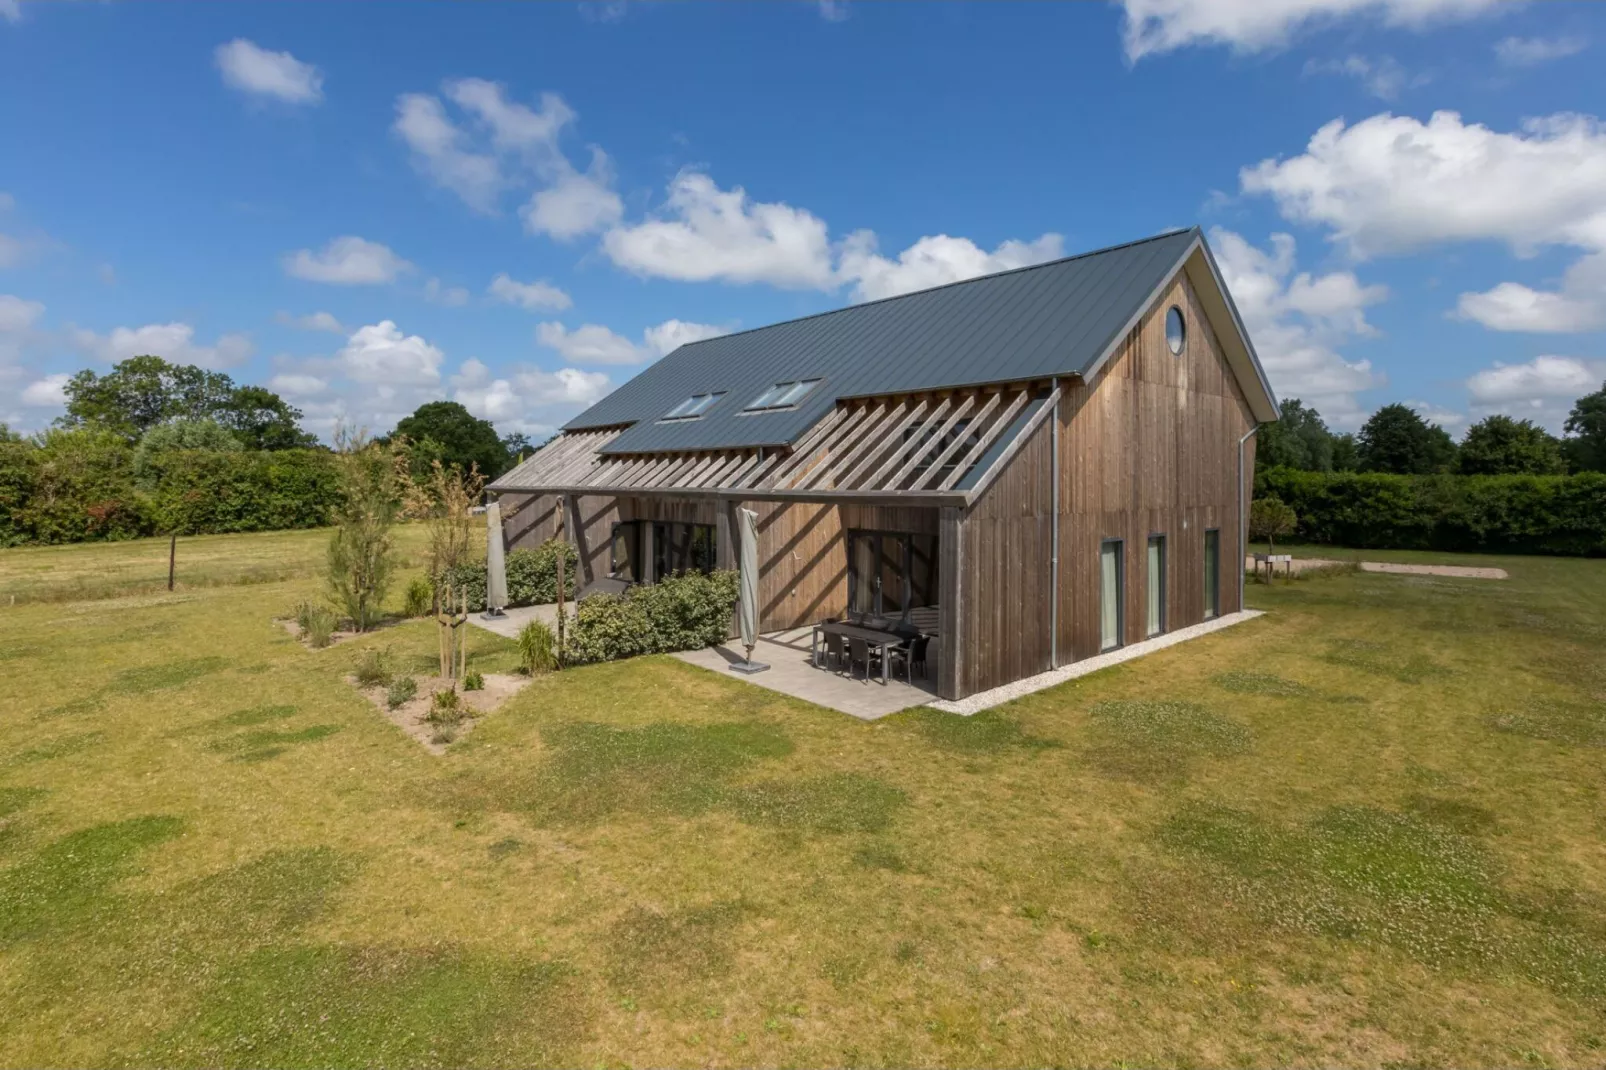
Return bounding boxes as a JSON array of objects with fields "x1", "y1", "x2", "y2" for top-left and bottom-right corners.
[
  {"x1": 567, "y1": 569, "x2": 740, "y2": 664},
  {"x1": 435, "y1": 539, "x2": 580, "y2": 611},
  {"x1": 1256, "y1": 467, "x2": 1606, "y2": 556}
]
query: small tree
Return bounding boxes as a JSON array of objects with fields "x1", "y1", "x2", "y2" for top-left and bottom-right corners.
[
  {"x1": 1249, "y1": 494, "x2": 1298, "y2": 554},
  {"x1": 325, "y1": 428, "x2": 401, "y2": 632},
  {"x1": 402, "y1": 454, "x2": 486, "y2": 580}
]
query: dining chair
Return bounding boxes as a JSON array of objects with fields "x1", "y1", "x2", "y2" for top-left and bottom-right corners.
[
  {"x1": 848, "y1": 636, "x2": 874, "y2": 681},
  {"x1": 910, "y1": 634, "x2": 931, "y2": 680},
  {"x1": 824, "y1": 630, "x2": 846, "y2": 672}
]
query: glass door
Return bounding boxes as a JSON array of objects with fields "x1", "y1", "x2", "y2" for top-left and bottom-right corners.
[
  {"x1": 1100, "y1": 539, "x2": 1124, "y2": 652},
  {"x1": 1204, "y1": 529, "x2": 1220, "y2": 620},
  {"x1": 1146, "y1": 535, "x2": 1166, "y2": 638}
]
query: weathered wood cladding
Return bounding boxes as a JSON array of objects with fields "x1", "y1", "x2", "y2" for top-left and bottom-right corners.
[{"x1": 945, "y1": 266, "x2": 1256, "y2": 697}]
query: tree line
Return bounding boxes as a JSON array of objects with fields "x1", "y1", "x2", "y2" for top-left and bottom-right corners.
[
  {"x1": 1259, "y1": 384, "x2": 1606, "y2": 478},
  {"x1": 1, "y1": 354, "x2": 539, "y2": 545}
]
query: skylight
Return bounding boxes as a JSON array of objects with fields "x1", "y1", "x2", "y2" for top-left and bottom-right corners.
[
  {"x1": 744, "y1": 378, "x2": 822, "y2": 412},
  {"x1": 660, "y1": 392, "x2": 725, "y2": 421}
]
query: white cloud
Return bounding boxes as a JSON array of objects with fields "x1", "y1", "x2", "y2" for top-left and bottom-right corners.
[
  {"x1": 275, "y1": 310, "x2": 346, "y2": 334},
  {"x1": 1243, "y1": 110, "x2": 1606, "y2": 334},
  {"x1": 283, "y1": 236, "x2": 413, "y2": 285},
  {"x1": 21, "y1": 372, "x2": 69, "y2": 408},
  {"x1": 602, "y1": 171, "x2": 836, "y2": 289},
  {"x1": 0, "y1": 293, "x2": 43, "y2": 333},
  {"x1": 1466, "y1": 355, "x2": 1606, "y2": 404},
  {"x1": 1495, "y1": 35, "x2": 1587, "y2": 67},
  {"x1": 537, "y1": 317, "x2": 727, "y2": 366},
  {"x1": 1463, "y1": 354, "x2": 1606, "y2": 431},
  {"x1": 395, "y1": 78, "x2": 605, "y2": 226},
  {"x1": 0, "y1": 192, "x2": 13, "y2": 212},
  {"x1": 1301, "y1": 54, "x2": 1423, "y2": 100},
  {"x1": 334, "y1": 321, "x2": 443, "y2": 385},
  {"x1": 515, "y1": 366, "x2": 612, "y2": 407},
  {"x1": 521, "y1": 147, "x2": 624, "y2": 240},
  {"x1": 214, "y1": 39, "x2": 323, "y2": 105},
  {"x1": 488, "y1": 273, "x2": 572, "y2": 311},
  {"x1": 269, "y1": 373, "x2": 330, "y2": 397},
  {"x1": 1119, "y1": 0, "x2": 1502, "y2": 61},
  {"x1": 424, "y1": 278, "x2": 470, "y2": 307},
  {"x1": 838, "y1": 231, "x2": 1065, "y2": 302},
  {"x1": 70, "y1": 322, "x2": 253, "y2": 369},
  {"x1": 451, "y1": 359, "x2": 523, "y2": 423},
  {"x1": 1209, "y1": 227, "x2": 1386, "y2": 429},
  {"x1": 818, "y1": 0, "x2": 850, "y2": 22},
  {"x1": 1405, "y1": 399, "x2": 1467, "y2": 431},
  {"x1": 0, "y1": 0, "x2": 20, "y2": 25}
]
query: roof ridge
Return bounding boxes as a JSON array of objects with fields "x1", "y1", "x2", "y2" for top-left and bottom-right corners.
[{"x1": 669, "y1": 226, "x2": 1201, "y2": 350}]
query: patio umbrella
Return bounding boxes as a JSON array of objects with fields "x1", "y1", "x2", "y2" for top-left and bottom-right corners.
[
  {"x1": 731, "y1": 506, "x2": 769, "y2": 674},
  {"x1": 483, "y1": 499, "x2": 508, "y2": 618}
]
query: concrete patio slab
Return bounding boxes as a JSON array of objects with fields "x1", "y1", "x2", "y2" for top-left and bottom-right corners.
[
  {"x1": 466, "y1": 601, "x2": 570, "y2": 641},
  {"x1": 673, "y1": 626, "x2": 938, "y2": 720}
]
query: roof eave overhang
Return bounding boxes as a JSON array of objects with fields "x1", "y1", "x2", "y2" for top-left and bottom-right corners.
[{"x1": 488, "y1": 483, "x2": 970, "y2": 508}]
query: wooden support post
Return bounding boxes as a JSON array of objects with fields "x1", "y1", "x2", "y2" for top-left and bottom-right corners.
[
  {"x1": 555, "y1": 495, "x2": 567, "y2": 668},
  {"x1": 167, "y1": 533, "x2": 177, "y2": 591},
  {"x1": 937, "y1": 506, "x2": 963, "y2": 700}
]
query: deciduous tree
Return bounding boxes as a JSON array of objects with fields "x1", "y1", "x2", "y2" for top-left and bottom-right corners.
[
  {"x1": 1457, "y1": 414, "x2": 1567, "y2": 476},
  {"x1": 1357, "y1": 404, "x2": 1457, "y2": 475}
]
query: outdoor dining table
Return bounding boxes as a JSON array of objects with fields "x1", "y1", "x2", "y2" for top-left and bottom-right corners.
[{"x1": 811, "y1": 620, "x2": 913, "y2": 685}]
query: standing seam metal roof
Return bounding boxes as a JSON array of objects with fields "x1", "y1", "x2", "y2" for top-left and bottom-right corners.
[{"x1": 567, "y1": 227, "x2": 1203, "y2": 454}]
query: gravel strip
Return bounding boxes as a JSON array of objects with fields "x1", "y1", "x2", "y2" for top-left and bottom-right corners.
[{"x1": 927, "y1": 609, "x2": 1266, "y2": 716}]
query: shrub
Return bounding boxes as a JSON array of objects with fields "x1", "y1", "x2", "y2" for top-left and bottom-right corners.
[
  {"x1": 516, "y1": 619, "x2": 557, "y2": 675},
  {"x1": 294, "y1": 601, "x2": 337, "y2": 649},
  {"x1": 326, "y1": 432, "x2": 402, "y2": 632},
  {"x1": 143, "y1": 448, "x2": 338, "y2": 535},
  {"x1": 402, "y1": 576, "x2": 433, "y2": 618},
  {"x1": 567, "y1": 569, "x2": 738, "y2": 665},
  {"x1": 1255, "y1": 467, "x2": 1606, "y2": 556},
  {"x1": 386, "y1": 676, "x2": 417, "y2": 709},
  {"x1": 427, "y1": 687, "x2": 464, "y2": 725},
  {"x1": 431, "y1": 726, "x2": 457, "y2": 746},
  {"x1": 353, "y1": 647, "x2": 393, "y2": 688},
  {"x1": 463, "y1": 669, "x2": 484, "y2": 691},
  {"x1": 435, "y1": 538, "x2": 579, "y2": 611}
]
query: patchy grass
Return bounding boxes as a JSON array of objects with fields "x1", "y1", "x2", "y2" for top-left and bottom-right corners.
[{"x1": 1, "y1": 533, "x2": 1605, "y2": 1065}]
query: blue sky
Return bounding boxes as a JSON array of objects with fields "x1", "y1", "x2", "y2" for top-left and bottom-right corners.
[{"x1": 3, "y1": 0, "x2": 1605, "y2": 441}]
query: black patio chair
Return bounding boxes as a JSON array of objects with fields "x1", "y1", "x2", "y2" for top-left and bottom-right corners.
[
  {"x1": 847, "y1": 636, "x2": 877, "y2": 681},
  {"x1": 909, "y1": 634, "x2": 931, "y2": 680},
  {"x1": 823, "y1": 630, "x2": 846, "y2": 673}
]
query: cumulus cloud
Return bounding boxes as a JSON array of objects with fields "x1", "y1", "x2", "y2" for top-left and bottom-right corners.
[
  {"x1": 838, "y1": 231, "x2": 1065, "y2": 302},
  {"x1": 0, "y1": 293, "x2": 43, "y2": 333},
  {"x1": 424, "y1": 278, "x2": 470, "y2": 307},
  {"x1": 450, "y1": 356, "x2": 611, "y2": 436},
  {"x1": 269, "y1": 373, "x2": 330, "y2": 397},
  {"x1": 0, "y1": 232, "x2": 26, "y2": 269},
  {"x1": 1495, "y1": 35, "x2": 1587, "y2": 67},
  {"x1": 521, "y1": 147, "x2": 624, "y2": 240},
  {"x1": 394, "y1": 77, "x2": 619, "y2": 237},
  {"x1": 488, "y1": 273, "x2": 572, "y2": 311},
  {"x1": 214, "y1": 39, "x2": 323, "y2": 105},
  {"x1": 0, "y1": 0, "x2": 20, "y2": 24},
  {"x1": 1405, "y1": 400, "x2": 1467, "y2": 432},
  {"x1": 334, "y1": 320, "x2": 443, "y2": 384},
  {"x1": 537, "y1": 317, "x2": 727, "y2": 366},
  {"x1": 70, "y1": 321, "x2": 253, "y2": 369},
  {"x1": 275, "y1": 310, "x2": 346, "y2": 334},
  {"x1": 21, "y1": 372, "x2": 69, "y2": 408},
  {"x1": 1119, "y1": 0, "x2": 1503, "y2": 61},
  {"x1": 1242, "y1": 110, "x2": 1606, "y2": 334},
  {"x1": 516, "y1": 366, "x2": 613, "y2": 407},
  {"x1": 1463, "y1": 354, "x2": 1606, "y2": 431},
  {"x1": 283, "y1": 236, "x2": 413, "y2": 285},
  {"x1": 1209, "y1": 227, "x2": 1386, "y2": 428}
]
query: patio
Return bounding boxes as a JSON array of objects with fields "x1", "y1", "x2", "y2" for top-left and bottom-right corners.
[{"x1": 673, "y1": 625, "x2": 939, "y2": 720}]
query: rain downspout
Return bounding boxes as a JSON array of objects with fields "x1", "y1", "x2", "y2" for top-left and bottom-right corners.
[
  {"x1": 1050, "y1": 378, "x2": 1060, "y2": 669},
  {"x1": 1237, "y1": 423, "x2": 1260, "y2": 615}
]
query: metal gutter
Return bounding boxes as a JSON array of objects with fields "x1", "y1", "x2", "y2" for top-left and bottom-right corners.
[
  {"x1": 1237, "y1": 423, "x2": 1260, "y2": 615},
  {"x1": 488, "y1": 483, "x2": 971, "y2": 508}
]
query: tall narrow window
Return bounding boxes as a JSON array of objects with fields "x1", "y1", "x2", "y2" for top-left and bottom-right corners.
[
  {"x1": 1146, "y1": 534, "x2": 1166, "y2": 638},
  {"x1": 1204, "y1": 529, "x2": 1220, "y2": 620},
  {"x1": 1100, "y1": 539, "x2": 1124, "y2": 652}
]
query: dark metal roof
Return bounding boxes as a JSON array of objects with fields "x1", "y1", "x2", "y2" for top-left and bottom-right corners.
[{"x1": 568, "y1": 227, "x2": 1206, "y2": 454}]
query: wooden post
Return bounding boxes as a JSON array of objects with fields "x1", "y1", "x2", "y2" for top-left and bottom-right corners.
[
  {"x1": 555, "y1": 496, "x2": 567, "y2": 668},
  {"x1": 167, "y1": 533, "x2": 177, "y2": 591}
]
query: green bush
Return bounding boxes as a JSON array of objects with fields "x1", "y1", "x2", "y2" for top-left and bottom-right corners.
[
  {"x1": 567, "y1": 569, "x2": 738, "y2": 665},
  {"x1": 143, "y1": 448, "x2": 338, "y2": 535},
  {"x1": 386, "y1": 676, "x2": 417, "y2": 709},
  {"x1": 1255, "y1": 468, "x2": 1606, "y2": 556},
  {"x1": 435, "y1": 538, "x2": 579, "y2": 611},
  {"x1": 10, "y1": 429, "x2": 153, "y2": 544},
  {"x1": 402, "y1": 576, "x2": 433, "y2": 618},
  {"x1": 353, "y1": 648, "x2": 393, "y2": 688},
  {"x1": 427, "y1": 687, "x2": 464, "y2": 725},
  {"x1": 294, "y1": 602, "x2": 337, "y2": 649},
  {"x1": 463, "y1": 669, "x2": 484, "y2": 691}
]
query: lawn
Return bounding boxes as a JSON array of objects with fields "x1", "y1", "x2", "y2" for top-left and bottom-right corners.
[{"x1": 2, "y1": 532, "x2": 1605, "y2": 1066}]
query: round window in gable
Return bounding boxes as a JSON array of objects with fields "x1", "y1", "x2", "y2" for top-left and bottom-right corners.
[{"x1": 1165, "y1": 306, "x2": 1185, "y2": 355}]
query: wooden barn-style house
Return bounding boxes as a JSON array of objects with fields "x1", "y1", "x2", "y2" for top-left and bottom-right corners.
[{"x1": 488, "y1": 227, "x2": 1278, "y2": 702}]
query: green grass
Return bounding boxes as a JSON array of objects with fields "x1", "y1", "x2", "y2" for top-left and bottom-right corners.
[{"x1": 1, "y1": 534, "x2": 1605, "y2": 1065}]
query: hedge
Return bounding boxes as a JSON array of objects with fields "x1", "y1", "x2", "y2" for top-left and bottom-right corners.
[
  {"x1": 141, "y1": 449, "x2": 341, "y2": 535},
  {"x1": 434, "y1": 538, "x2": 579, "y2": 611},
  {"x1": 1256, "y1": 467, "x2": 1606, "y2": 556},
  {"x1": 567, "y1": 569, "x2": 740, "y2": 664}
]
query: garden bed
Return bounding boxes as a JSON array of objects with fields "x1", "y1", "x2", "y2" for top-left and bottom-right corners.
[{"x1": 348, "y1": 672, "x2": 530, "y2": 754}]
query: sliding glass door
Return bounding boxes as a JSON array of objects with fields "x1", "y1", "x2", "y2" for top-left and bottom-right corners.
[{"x1": 846, "y1": 529, "x2": 938, "y2": 622}]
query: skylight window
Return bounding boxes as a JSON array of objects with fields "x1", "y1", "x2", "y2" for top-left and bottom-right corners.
[
  {"x1": 660, "y1": 392, "x2": 724, "y2": 421},
  {"x1": 744, "y1": 379, "x2": 822, "y2": 412}
]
